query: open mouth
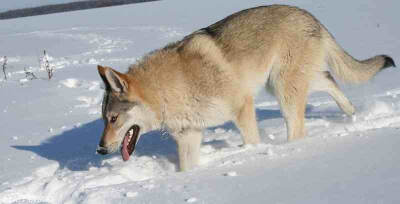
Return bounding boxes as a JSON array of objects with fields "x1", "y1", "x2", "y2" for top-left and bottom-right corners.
[{"x1": 121, "y1": 125, "x2": 140, "y2": 161}]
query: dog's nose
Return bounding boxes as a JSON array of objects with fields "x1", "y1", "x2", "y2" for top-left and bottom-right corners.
[
  {"x1": 96, "y1": 146, "x2": 108, "y2": 155},
  {"x1": 99, "y1": 140, "x2": 106, "y2": 147}
]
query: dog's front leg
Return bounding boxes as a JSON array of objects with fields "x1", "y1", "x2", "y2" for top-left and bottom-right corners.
[{"x1": 173, "y1": 128, "x2": 203, "y2": 171}]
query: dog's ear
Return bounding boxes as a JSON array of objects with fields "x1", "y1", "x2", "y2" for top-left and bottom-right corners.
[
  {"x1": 97, "y1": 65, "x2": 128, "y2": 94},
  {"x1": 98, "y1": 65, "x2": 111, "y2": 91}
]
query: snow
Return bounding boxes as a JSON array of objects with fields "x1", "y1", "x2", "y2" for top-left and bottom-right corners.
[
  {"x1": 185, "y1": 197, "x2": 198, "y2": 203},
  {"x1": 124, "y1": 191, "x2": 138, "y2": 198},
  {"x1": 223, "y1": 171, "x2": 238, "y2": 177},
  {"x1": 0, "y1": 0, "x2": 400, "y2": 203}
]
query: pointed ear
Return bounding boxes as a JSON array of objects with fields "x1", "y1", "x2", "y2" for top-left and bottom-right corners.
[
  {"x1": 97, "y1": 65, "x2": 128, "y2": 94},
  {"x1": 98, "y1": 65, "x2": 111, "y2": 91}
]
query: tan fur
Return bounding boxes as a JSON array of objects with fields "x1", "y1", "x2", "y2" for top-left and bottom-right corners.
[{"x1": 97, "y1": 5, "x2": 394, "y2": 171}]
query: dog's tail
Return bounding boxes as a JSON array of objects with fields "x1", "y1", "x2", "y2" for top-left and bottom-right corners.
[{"x1": 323, "y1": 30, "x2": 395, "y2": 83}]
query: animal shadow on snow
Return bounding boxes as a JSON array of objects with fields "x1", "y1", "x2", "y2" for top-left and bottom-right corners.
[
  {"x1": 13, "y1": 119, "x2": 107, "y2": 171},
  {"x1": 12, "y1": 106, "x2": 344, "y2": 171},
  {"x1": 12, "y1": 119, "x2": 178, "y2": 171}
]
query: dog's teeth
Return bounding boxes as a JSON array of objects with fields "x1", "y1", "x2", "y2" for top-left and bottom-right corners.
[{"x1": 126, "y1": 128, "x2": 136, "y2": 144}]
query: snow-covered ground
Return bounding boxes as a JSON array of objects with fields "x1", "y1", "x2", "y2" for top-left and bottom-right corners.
[{"x1": 0, "y1": 0, "x2": 399, "y2": 203}]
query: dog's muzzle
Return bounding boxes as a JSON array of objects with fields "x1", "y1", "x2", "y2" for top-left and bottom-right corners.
[{"x1": 96, "y1": 146, "x2": 109, "y2": 155}]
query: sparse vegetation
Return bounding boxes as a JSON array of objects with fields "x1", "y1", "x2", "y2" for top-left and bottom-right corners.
[
  {"x1": 40, "y1": 50, "x2": 54, "y2": 80},
  {"x1": 1, "y1": 51, "x2": 55, "y2": 82},
  {"x1": 24, "y1": 67, "x2": 38, "y2": 80},
  {"x1": 2, "y1": 56, "x2": 8, "y2": 80}
]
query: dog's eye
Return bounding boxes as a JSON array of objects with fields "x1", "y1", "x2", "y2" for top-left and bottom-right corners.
[{"x1": 110, "y1": 115, "x2": 118, "y2": 123}]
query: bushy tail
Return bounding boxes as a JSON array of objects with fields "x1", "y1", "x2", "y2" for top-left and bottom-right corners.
[{"x1": 323, "y1": 30, "x2": 395, "y2": 83}]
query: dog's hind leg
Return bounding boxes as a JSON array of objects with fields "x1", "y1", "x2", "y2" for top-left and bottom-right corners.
[
  {"x1": 311, "y1": 71, "x2": 355, "y2": 116},
  {"x1": 273, "y1": 69, "x2": 309, "y2": 142},
  {"x1": 324, "y1": 73, "x2": 355, "y2": 116},
  {"x1": 234, "y1": 95, "x2": 261, "y2": 145},
  {"x1": 173, "y1": 129, "x2": 203, "y2": 171}
]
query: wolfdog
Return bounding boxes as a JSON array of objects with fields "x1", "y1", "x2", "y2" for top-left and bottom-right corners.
[{"x1": 96, "y1": 5, "x2": 395, "y2": 171}]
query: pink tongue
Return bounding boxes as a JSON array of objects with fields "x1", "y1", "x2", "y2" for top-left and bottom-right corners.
[{"x1": 121, "y1": 134, "x2": 130, "y2": 161}]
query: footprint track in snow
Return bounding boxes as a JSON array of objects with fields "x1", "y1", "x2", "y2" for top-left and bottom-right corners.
[
  {"x1": 5, "y1": 25, "x2": 185, "y2": 78},
  {"x1": 59, "y1": 78, "x2": 103, "y2": 115}
]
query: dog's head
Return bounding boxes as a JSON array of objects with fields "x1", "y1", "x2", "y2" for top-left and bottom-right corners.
[{"x1": 96, "y1": 65, "x2": 157, "y2": 161}]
